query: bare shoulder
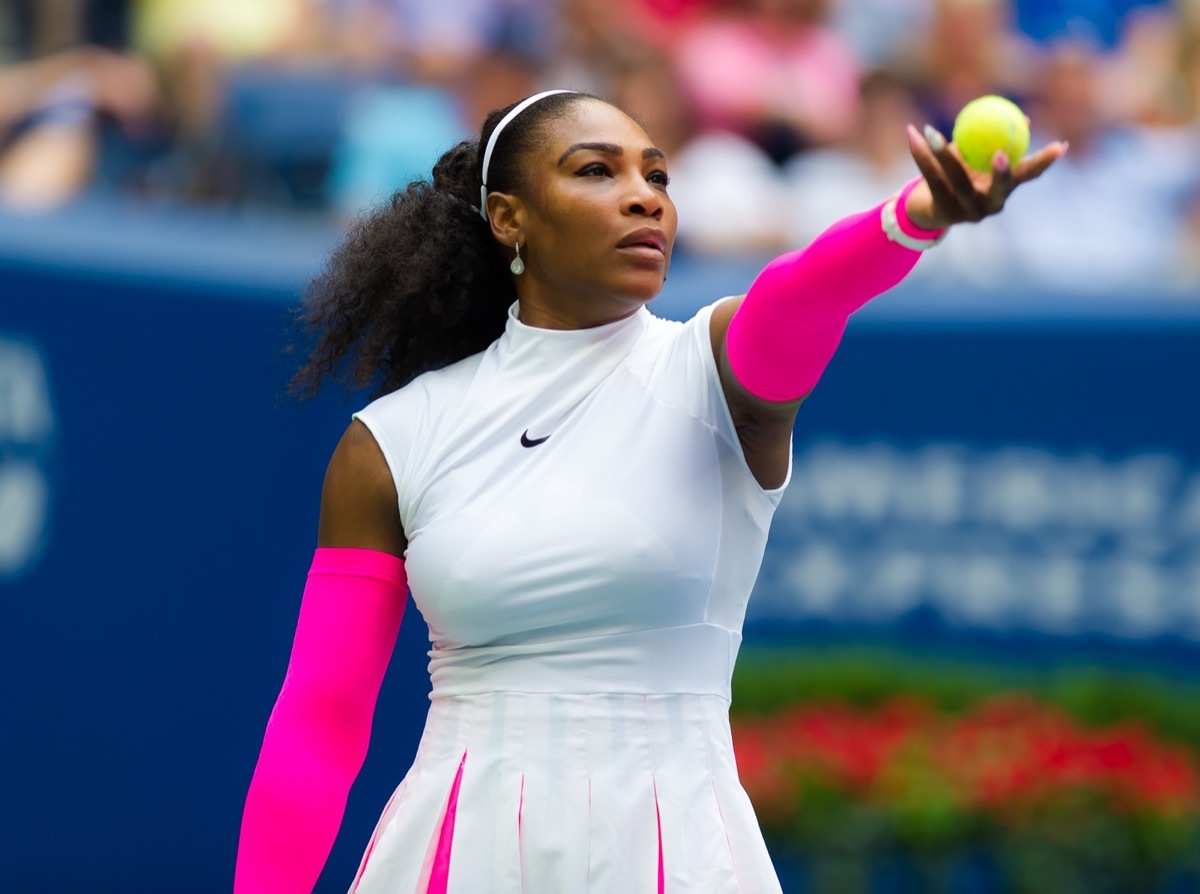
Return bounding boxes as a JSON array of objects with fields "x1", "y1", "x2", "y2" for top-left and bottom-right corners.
[{"x1": 317, "y1": 419, "x2": 406, "y2": 555}]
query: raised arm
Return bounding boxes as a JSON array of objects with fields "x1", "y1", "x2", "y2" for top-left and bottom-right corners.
[
  {"x1": 711, "y1": 125, "x2": 1068, "y2": 489},
  {"x1": 234, "y1": 421, "x2": 408, "y2": 892}
]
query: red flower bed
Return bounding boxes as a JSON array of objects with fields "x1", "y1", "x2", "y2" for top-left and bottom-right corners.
[{"x1": 732, "y1": 694, "x2": 1200, "y2": 839}]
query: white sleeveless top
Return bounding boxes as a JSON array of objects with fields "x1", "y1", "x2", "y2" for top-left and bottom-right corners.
[{"x1": 349, "y1": 299, "x2": 789, "y2": 893}]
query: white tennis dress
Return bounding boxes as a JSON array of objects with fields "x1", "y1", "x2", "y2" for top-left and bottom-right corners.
[{"x1": 349, "y1": 299, "x2": 789, "y2": 893}]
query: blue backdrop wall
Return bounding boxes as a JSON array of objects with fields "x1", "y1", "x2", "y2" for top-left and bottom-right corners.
[{"x1": 2, "y1": 214, "x2": 1198, "y2": 892}]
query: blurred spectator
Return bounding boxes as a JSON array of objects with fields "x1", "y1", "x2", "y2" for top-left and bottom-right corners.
[
  {"x1": 1101, "y1": 5, "x2": 1194, "y2": 127},
  {"x1": 325, "y1": 85, "x2": 466, "y2": 217},
  {"x1": 316, "y1": 0, "x2": 552, "y2": 84},
  {"x1": 671, "y1": 0, "x2": 861, "y2": 164},
  {"x1": 132, "y1": 1, "x2": 317, "y2": 65},
  {"x1": 828, "y1": 0, "x2": 935, "y2": 70},
  {"x1": 1184, "y1": 0, "x2": 1200, "y2": 118},
  {"x1": 544, "y1": 0, "x2": 663, "y2": 96},
  {"x1": 126, "y1": 0, "x2": 556, "y2": 208},
  {"x1": 455, "y1": 35, "x2": 544, "y2": 130},
  {"x1": 910, "y1": 0, "x2": 1035, "y2": 137},
  {"x1": 782, "y1": 69, "x2": 923, "y2": 246},
  {"x1": 612, "y1": 47, "x2": 788, "y2": 254},
  {"x1": 924, "y1": 37, "x2": 1200, "y2": 291},
  {"x1": 638, "y1": 0, "x2": 719, "y2": 22},
  {"x1": 129, "y1": 1, "x2": 391, "y2": 205},
  {"x1": 0, "y1": 44, "x2": 159, "y2": 212},
  {"x1": 326, "y1": 39, "x2": 541, "y2": 218},
  {"x1": 130, "y1": 0, "x2": 321, "y2": 148}
]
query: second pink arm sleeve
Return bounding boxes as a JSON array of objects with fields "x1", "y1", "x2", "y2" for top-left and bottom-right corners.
[
  {"x1": 234, "y1": 547, "x2": 408, "y2": 893},
  {"x1": 725, "y1": 182, "x2": 944, "y2": 402}
]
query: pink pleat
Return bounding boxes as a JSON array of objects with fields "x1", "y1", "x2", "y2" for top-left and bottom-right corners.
[
  {"x1": 423, "y1": 751, "x2": 467, "y2": 894},
  {"x1": 654, "y1": 781, "x2": 665, "y2": 894}
]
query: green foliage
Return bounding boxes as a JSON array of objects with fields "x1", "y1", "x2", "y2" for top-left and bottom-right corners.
[{"x1": 731, "y1": 645, "x2": 1200, "y2": 753}]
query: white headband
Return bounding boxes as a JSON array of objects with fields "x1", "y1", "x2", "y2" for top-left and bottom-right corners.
[{"x1": 479, "y1": 89, "x2": 576, "y2": 221}]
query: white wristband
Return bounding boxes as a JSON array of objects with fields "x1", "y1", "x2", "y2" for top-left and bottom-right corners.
[{"x1": 881, "y1": 192, "x2": 947, "y2": 251}]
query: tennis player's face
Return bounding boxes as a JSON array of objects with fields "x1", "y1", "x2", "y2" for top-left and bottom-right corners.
[{"x1": 518, "y1": 101, "x2": 678, "y2": 320}]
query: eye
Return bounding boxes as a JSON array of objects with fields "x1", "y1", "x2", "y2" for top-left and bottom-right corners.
[
  {"x1": 648, "y1": 170, "x2": 670, "y2": 187},
  {"x1": 577, "y1": 163, "x2": 611, "y2": 177}
]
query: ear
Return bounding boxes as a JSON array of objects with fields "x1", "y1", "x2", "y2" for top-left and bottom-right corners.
[{"x1": 485, "y1": 192, "x2": 524, "y2": 247}]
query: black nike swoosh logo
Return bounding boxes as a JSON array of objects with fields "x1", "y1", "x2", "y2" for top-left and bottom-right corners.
[{"x1": 520, "y1": 430, "x2": 550, "y2": 448}]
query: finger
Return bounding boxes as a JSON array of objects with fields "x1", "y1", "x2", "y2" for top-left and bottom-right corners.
[
  {"x1": 986, "y1": 151, "x2": 1015, "y2": 214},
  {"x1": 906, "y1": 124, "x2": 961, "y2": 218},
  {"x1": 921, "y1": 123, "x2": 979, "y2": 216},
  {"x1": 1014, "y1": 141, "x2": 1069, "y2": 185}
]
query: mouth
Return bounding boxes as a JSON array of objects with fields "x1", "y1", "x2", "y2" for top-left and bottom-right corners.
[{"x1": 617, "y1": 228, "x2": 667, "y2": 255}]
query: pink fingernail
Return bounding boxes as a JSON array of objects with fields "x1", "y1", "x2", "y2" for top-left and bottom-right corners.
[{"x1": 993, "y1": 153, "x2": 1009, "y2": 173}]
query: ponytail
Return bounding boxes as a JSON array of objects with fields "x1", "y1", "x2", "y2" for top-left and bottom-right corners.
[
  {"x1": 290, "y1": 91, "x2": 596, "y2": 399},
  {"x1": 289, "y1": 139, "x2": 510, "y2": 398}
]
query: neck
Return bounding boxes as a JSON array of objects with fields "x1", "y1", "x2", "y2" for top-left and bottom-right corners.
[
  {"x1": 517, "y1": 298, "x2": 644, "y2": 331},
  {"x1": 515, "y1": 281, "x2": 649, "y2": 330}
]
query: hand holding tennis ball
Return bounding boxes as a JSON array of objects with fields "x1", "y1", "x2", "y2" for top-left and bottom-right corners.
[
  {"x1": 952, "y1": 95, "x2": 1030, "y2": 173},
  {"x1": 902, "y1": 95, "x2": 1066, "y2": 231}
]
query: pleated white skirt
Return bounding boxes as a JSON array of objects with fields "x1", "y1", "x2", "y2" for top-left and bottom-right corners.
[{"x1": 349, "y1": 692, "x2": 782, "y2": 893}]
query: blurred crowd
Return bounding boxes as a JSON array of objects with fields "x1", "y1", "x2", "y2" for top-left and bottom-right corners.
[{"x1": 3, "y1": 0, "x2": 1200, "y2": 291}]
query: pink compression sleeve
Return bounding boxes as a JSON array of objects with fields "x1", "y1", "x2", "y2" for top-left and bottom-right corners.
[
  {"x1": 234, "y1": 548, "x2": 408, "y2": 894},
  {"x1": 725, "y1": 179, "x2": 944, "y2": 402}
]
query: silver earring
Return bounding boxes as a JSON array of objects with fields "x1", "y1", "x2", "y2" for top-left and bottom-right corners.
[{"x1": 510, "y1": 242, "x2": 525, "y2": 276}]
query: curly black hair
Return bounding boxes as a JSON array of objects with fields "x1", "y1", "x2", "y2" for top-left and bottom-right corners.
[{"x1": 290, "y1": 91, "x2": 600, "y2": 399}]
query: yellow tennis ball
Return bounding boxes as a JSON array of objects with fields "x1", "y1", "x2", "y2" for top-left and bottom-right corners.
[{"x1": 951, "y1": 95, "x2": 1030, "y2": 173}]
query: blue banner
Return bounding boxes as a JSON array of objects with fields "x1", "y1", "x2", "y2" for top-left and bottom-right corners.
[{"x1": 746, "y1": 327, "x2": 1200, "y2": 669}]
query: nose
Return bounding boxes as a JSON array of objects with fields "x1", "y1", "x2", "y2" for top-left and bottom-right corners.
[{"x1": 622, "y1": 176, "x2": 664, "y2": 220}]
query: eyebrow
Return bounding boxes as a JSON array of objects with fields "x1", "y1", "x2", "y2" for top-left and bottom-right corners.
[{"x1": 557, "y1": 142, "x2": 667, "y2": 165}]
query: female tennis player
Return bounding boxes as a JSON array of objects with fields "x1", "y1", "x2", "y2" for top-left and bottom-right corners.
[{"x1": 234, "y1": 90, "x2": 1065, "y2": 893}]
